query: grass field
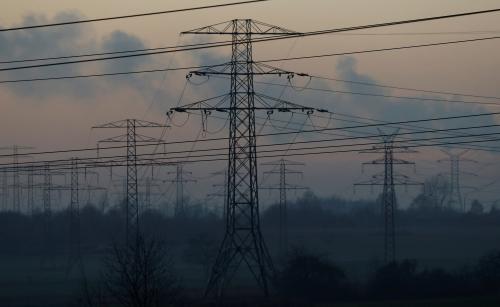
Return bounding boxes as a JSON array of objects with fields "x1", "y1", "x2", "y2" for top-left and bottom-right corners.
[{"x1": 0, "y1": 223, "x2": 498, "y2": 306}]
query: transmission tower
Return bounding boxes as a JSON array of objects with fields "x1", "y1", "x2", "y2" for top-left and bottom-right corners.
[
  {"x1": 141, "y1": 177, "x2": 162, "y2": 211},
  {"x1": 26, "y1": 166, "x2": 35, "y2": 215},
  {"x1": 170, "y1": 19, "x2": 328, "y2": 297},
  {"x1": 261, "y1": 159, "x2": 307, "y2": 254},
  {"x1": 354, "y1": 130, "x2": 421, "y2": 263},
  {"x1": 68, "y1": 165, "x2": 106, "y2": 277},
  {"x1": 1, "y1": 168, "x2": 7, "y2": 211},
  {"x1": 67, "y1": 158, "x2": 84, "y2": 278},
  {"x1": 0, "y1": 145, "x2": 34, "y2": 212},
  {"x1": 166, "y1": 163, "x2": 196, "y2": 218},
  {"x1": 438, "y1": 150, "x2": 477, "y2": 212},
  {"x1": 93, "y1": 119, "x2": 168, "y2": 247},
  {"x1": 207, "y1": 169, "x2": 228, "y2": 218},
  {"x1": 29, "y1": 162, "x2": 66, "y2": 268}
]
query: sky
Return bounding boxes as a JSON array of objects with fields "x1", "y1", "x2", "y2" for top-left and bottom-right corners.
[{"x1": 1, "y1": 0, "x2": 500, "y2": 210}]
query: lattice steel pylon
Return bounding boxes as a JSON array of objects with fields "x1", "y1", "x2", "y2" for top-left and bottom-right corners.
[
  {"x1": 207, "y1": 169, "x2": 228, "y2": 218},
  {"x1": 0, "y1": 145, "x2": 34, "y2": 212},
  {"x1": 261, "y1": 159, "x2": 307, "y2": 254},
  {"x1": 93, "y1": 119, "x2": 168, "y2": 247},
  {"x1": 354, "y1": 130, "x2": 421, "y2": 263},
  {"x1": 438, "y1": 150, "x2": 477, "y2": 212},
  {"x1": 170, "y1": 19, "x2": 328, "y2": 297},
  {"x1": 67, "y1": 158, "x2": 84, "y2": 277},
  {"x1": 166, "y1": 163, "x2": 196, "y2": 218}
]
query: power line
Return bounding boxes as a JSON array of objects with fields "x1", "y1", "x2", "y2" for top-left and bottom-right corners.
[
  {"x1": 3, "y1": 127, "x2": 500, "y2": 172},
  {"x1": 1, "y1": 40, "x2": 499, "y2": 108},
  {"x1": 2, "y1": 8, "x2": 500, "y2": 72},
  {"x1": 2, "y1": 34, "x2": 499, "y2": 73},
  {"x1": 0, "y1": 0, "x2": 270, "y2": 32},
  {"x1": 4, "y1": 124, "x2": 494, "y2": 168},
  {"x1": 310, "y1": 75, "x2": 500, "y2": 101},
  {"x1": 1, "y1": 111, "x2": 499, "y2": 159},
  {"x1": 218, "y1": 76, "x2": 500, "y2": 106},
  {"x1": 2, "y1": 30, "x2": 499, "y2": 65},
  {"x1": 330, "y1": 30, "x2": 500, "y2": 36},
  {"x1": 3, "y1": 134, "x2": 500, "y2": 174},
  {"x1": 259, "y1": 35, "x2": 500, "y2": 66}
]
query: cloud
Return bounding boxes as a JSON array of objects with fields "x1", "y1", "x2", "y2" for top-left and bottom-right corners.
[{"x1": 0, "y1": 11, "x2": 176, "y2": 104}]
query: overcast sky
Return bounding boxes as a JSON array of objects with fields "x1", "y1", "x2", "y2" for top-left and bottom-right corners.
[{"x1": 1, "y1": 0, "x2": 500, "y2": 209}]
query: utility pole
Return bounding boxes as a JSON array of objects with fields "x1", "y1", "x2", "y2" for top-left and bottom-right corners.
[
  {"x1": 170, "y1": 19, "x2": 328, "y2": 297},
  {"x1": 354, "y1": 130, "x2": 421, "y2": 263},
  {"x1": 93, "y1": 119, "x2": 168, "y2": 247},
  {"x1": 438, "y1": 150, "x2": 477, "y2": 212},
  {"x1": 261, "y1": 159, "x2": 307, "y2": 254},
  {"x1": 166, "y1": 163, "x2": 196, "y2": 218},
  {"x1": 0, "y1": 145, "x2": 34, "y2": 212}
]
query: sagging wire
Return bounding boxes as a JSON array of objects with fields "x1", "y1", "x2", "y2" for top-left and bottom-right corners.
[
  {"x1": 166, "y1": 80, "x2": 190, "y2": 128},
  {"x1": 288, "y1": 72, "x2": 312, "y2": 92},
  {"x1": 186, "y1": 72, "x2": 210, "y2": 86},
  {"x1": 202, "y1": 110, "x2": 229, "y2": 135}
]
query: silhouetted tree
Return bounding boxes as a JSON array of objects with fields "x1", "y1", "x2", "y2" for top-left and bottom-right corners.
[
  {"x1": 275, "y1": 248, "x2": 351, "y2": 303},
  {"x1": 410, "y1": 175, "x2": 449, "y2": 211},
  {"x1": 368, "y1": 260, "x2": 419, "y2": 299},
  {"x1": 470, "y1": 199, "x2": 484, "y2": 215},
  {"x1": 103, "y1": 237, "x2": 180, "y2": 307},
  {"x1": 476, "y1": 250, "x2": 500, "y2": 294}
]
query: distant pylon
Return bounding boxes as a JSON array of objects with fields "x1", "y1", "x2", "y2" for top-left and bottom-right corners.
[
  {"x1": 166, "y1": 163, "x2": 196, "y2": 217},
  {"x1": 93, "y1": 119, "x2": 168, "y2": 246},
  {"x1": 171, "y1": 19, "x2": 329, "y2": 297},
  {"x1": 261, "y1": 158, "x2": 307, "y2": 254},
  {"x1": 0, "y1": 145, "x2": 34, "y2": 212},
  {"x1": 27, "y1": 166, "x2": 35, "y2": 215},
  {"x1": 354, "y1": 130, "x2": 421, "y2": 263},
  {"x1": 438, "y1": 149, "x2": 477, "y2": 212},
  {"x1": 67, "y1": 158, "x2": 84, "y2": 278},
  {"x1": 207, "y1": 169, "x2": 227, "y2": 218},
  {"x1": 1, "y1": 168, "x2": 7, "y2": 211}
]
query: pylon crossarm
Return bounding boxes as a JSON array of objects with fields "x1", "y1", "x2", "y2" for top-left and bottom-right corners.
[
  {"x1": 182, "y1": 19, "x2": 298, "y2": 36},
  {"x1": 255, "y1": 93, "x2": 329, "y2": 113},
  {"x1": 392, "y1": 158, "x2": 416, "y2": 165},
  {"x1": 97, "y1": 134, "x2": 165, "y2": 143},
  {"x1": 169, "y1": 94, "x2": 230, "y2": 114},
  {"x1": 262, "y1": 158, "x2": 305, "y2": 166},
  {"x1": 188, "y1": 62, "x2": 301, "y2": 77},
  {"x1": 93, "y1": 119, "x2": 169, "y2": 129}
]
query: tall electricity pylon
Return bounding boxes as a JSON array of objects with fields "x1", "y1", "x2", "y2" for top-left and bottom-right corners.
[
  {"x1": 0, "y1": 145, "x2": 34, "y2": 212},
  {"x1": 354, "y1": 131, "x2": 421, "y2": 263},
  {"x1": 93, "y1": 119, "x2": 168, "y2": 247},
  {"x1": 166, "y1": 163, "x2": 196, "y2": 218},
  {"x1": 438, "y1": 150, "x2": 477, "y2": 212},
  {"x1": 261, "y1": 159, "x2": 307, "y2": 254},
  {"x1": 170, "y1": 19, "x2": 328, "y2": 297}
]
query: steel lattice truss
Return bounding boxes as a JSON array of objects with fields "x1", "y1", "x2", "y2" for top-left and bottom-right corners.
[
  {"x1": 354, "y1": 131, "x2": 421, "y2": 263},
  {"x1": 171, "y1": 19, "x2": 330, "y2": 297},
  {"x1": 438, "y1": 150, "x2": 477, "y2": 212},
  {"x1": 261, "y1": 159, "x2": 307, "y2": 254},
  {"x1": 93, "y1": 119, "x2": 168, "y2": 247}
]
